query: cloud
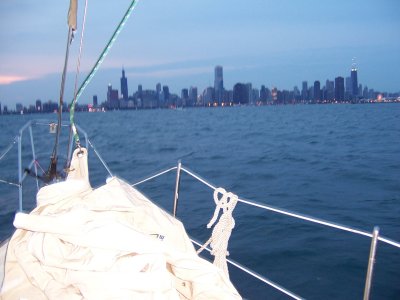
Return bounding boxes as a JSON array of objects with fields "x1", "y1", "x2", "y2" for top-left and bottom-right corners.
[
  {"x1": 0, "y1": 54, "x2": 64, "y2": 84},
  {"x1": 0, "y1": 75, "x2": 29, "y2": 85}
]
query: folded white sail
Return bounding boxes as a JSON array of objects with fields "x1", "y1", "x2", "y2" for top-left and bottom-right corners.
[{"x1": 0, "y1": 148, "x2": 241, "y2": 299}]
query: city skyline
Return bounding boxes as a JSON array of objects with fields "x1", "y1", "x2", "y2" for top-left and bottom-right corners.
[
  {"x1": 1, "y1": 0, "x2": 400, "y2": 107},
  {"x1": 3, "y1": 63, "x2": 399, "y2": 114}
]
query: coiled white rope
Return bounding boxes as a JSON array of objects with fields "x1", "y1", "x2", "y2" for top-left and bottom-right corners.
[{"x1": 197, "y1": 187, "x2": 238, "y2": 278}]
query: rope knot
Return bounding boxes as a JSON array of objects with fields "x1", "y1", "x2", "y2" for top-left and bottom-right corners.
[
  {"x1": 207, "y1": 188, "x2": 238, "y2": 228},
  {"x1": 198, "y1": 187, "x2": 238, "y2": 278}
]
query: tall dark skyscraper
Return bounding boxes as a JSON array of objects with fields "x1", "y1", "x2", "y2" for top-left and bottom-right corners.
[
  {"x1": 162, "y1": 85, "x2": 169, "y2": 101},
  {"x1": 93, "y1": 95, "x2": 98, "y2": 107},
  {"x1": 214, "y1": 66, "x2": 224, "y2": 104},
  {"x1": 156, "y1": 83, "x2": 161, "y2": 95},
  {"x1": 325, "y1": 80, "x2": 334, "y2": 101},
  {"x1": 189, "y1": 86, "x2": 198, "y2": 107},
  {"x1": 35, "y1": 99, "x2": 42, "y2": 112},
  {"x1": 313, "y1": 80, "x2": 321, "y2": 101},
  {"x1": 351, "y1": 61, "x2": 358, "y2": 98},
  {"x1": 260, "y1": 85, "x2": 267, "y2": 102},
  {"x1": 107, "y1": 84, "x2": 119, "y2": 108},
  {"x1": 335, "y1": 76, "x2": 345, "y2": 101},
  {"x1": 345, "y1": 77, "x2": 352, "y2": 94},
  {"x1": 301, "y1": 81, "x2": 308, "y2": 100},
  {"x1": 120, "y1": 68, "x2": 128, "y2": 100},
  {"x1": 181, "y1": 89, "x2": 189, "y2": 107},
  {"x1": 233, "y1": 83, "x2": 248, "y2": 104}
]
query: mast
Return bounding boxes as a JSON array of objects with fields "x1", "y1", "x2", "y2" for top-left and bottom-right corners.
[{"x1": 47, "y1": 0, "x2": 78, "y2": 182}]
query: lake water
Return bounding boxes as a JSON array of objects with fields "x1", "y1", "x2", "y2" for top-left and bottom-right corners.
[{"x1": 0, "y1": 103, "x2": 399, "y2": 299}]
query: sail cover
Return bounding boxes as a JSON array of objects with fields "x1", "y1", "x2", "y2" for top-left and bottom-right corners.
[
  {"x1": 68, "y1": 0, "x2": 77, "y2": 30},
  {"x1": 0, "y1": 148, "x2": 241, "y2": 299}
]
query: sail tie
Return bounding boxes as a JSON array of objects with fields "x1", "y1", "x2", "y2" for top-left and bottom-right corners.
[{"x1": 197, "y1": 187, "x2": 238, "y2": 278}]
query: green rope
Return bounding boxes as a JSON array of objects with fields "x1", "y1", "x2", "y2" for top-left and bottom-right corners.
[{"x1": 69, "y1": 0, "x2": 139, "y2": 145}]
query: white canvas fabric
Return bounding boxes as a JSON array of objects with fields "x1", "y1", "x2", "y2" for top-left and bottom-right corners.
[
  {"x1": 0, "y1": 148, "x2": 241, "y2": 299},
  {"x1": 0, "y1": 239, "x2": 8, "y2": 289}
]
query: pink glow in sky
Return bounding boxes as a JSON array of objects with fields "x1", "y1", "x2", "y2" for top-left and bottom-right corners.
[{"x1": 0, "y1": 0, "x2": 399, "y2": 106}]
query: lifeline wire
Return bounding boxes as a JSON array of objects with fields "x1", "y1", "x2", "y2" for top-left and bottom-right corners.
[
  {"x1": 69, "y1": 0, "x2": 139, "y2": 145},
  {"x1": 180, "y1": 165, "x2": 400, "y2": 249},
  {"x1": 0, "y1": 137, "x2": 17, "y2": 162}
]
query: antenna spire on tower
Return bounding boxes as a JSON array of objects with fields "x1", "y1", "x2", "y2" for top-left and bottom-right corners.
[{"x1": 351, "y1": 57, "x2": 357, "y2": 71}]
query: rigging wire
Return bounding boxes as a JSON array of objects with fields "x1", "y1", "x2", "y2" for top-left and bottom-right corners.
[
  {"x1": 68, "y1": 0, "x2": 139, "y2": 150},
  {"x1": 47, "y1": 26, "x2": 74, "y2": 182},
  {"x1": 65, "y1": 0, "x2": 89, "y2": 169}
]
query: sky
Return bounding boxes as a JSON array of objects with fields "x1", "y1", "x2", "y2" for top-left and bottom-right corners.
[{"x1": 0, "y1": 0, "x2": 399, "y2": 108}]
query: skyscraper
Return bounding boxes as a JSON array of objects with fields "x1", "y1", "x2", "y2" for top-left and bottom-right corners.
[
  {"x1": 203, "y1": 87, "x2": 214, "y2": 106},
  {"x1": 162, "y1": 86, "x2": 169, "y2": 101},
  {"x1": 156, "y1": 83, "x2": 161, "y2": 95},
  {"x1": 345, "y1": 76, "x2": 352, "y2": 100},
  {"x1": 107, "y1": 84, "x2": 119, "y2": 108},
  {"x1": 271, "y1": 87, "x2": 278, "y2": 102},
  {"x1": 138, "y1": 84, "x2": 143, "y2": 97},
  {"x1": 189, "y1": 86, "x2": 198, "y2": 107},
  {"x1": 16, "y1": 103, "x2": 23, "y2": 113},
  {"x1": 345, "y1": 77, "x2": 352, "y2": 94},
  {"x1": 293, "y1": 86, "x2": 300, "y2": 101},
  {"x1": 246, "y1": 83, "x2": 252, "y2": 104},
  {"x1": 301, "y1": 81, "x2": 308, "y2": 101},
  {"x1": 233, "y1": 83, "x2": 248, "y2": 104},
  {"x1": 35, "y1": 99, "x2": 42, "y2": 112},
  {"x1": 93, "y1": 95, "x2": 98, "y2": 107},
  {"x1": 351, "y1": 60, "x2": 358, "y2": 98},
  {"x1": 325, "y1": 80, "x2": 335, "y2": 102},
  {"x1": 260, "y1": 85, "x2": 267, "y2": 102},
  {"x1": 120, "y1": 68, "x2": 128, "y2": 100},
  {"x1": 335, "y1": 77, "x2": 345, "y2": 101},
  {"x1": 363, "y1": 86, "x2": 369, "y2": 99},
  {"x1": 181, "y1": 88, "x2": 189, "y2": 106},
  {"x1": 214, "y1": 66, "x2": 224, "y2": 104},
  {"x1": 313, "y1": 80, "x2": 321, "y2": 102}
]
